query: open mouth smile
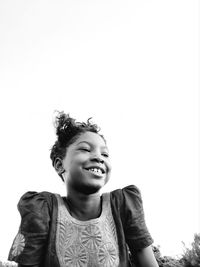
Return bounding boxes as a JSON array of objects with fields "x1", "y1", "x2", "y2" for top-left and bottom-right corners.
[{"x1": 84, "y1": 167, "x2": 105, "y2": 176}]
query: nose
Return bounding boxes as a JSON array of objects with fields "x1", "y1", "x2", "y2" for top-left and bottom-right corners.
[{"x1": 90, "y1": 154, "x2": 104, "y2": 164}]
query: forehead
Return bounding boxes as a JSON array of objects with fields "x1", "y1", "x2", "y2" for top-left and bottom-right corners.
[{"x1": 74, "y1": 131, "x2": 107, "y2": 148}]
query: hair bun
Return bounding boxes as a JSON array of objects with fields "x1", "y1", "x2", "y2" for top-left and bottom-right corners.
[{"x1": 54, "y1": 112, "x2": 72, "y2": 133}]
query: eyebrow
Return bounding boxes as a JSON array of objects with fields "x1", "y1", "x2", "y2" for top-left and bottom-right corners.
[{"x1": 77, "y1": 141, "x2": 108, "y2": 150}]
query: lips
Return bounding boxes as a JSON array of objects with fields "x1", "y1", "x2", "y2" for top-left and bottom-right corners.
[{"x1": 84, "y1": 166, "x2": 105, "y2": 175}]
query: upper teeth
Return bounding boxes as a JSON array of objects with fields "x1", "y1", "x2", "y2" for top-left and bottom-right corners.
[{"x1": 88, "y1": 168, "x2": 103, "y2": 174}]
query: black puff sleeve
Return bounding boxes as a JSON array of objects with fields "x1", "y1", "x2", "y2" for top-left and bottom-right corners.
[
  {"x1": 121, "y1": 185, "x2": 153, "y2": 250},
  {"x1": 8, "y1": 191, "x2": 52, "y2": 265}
]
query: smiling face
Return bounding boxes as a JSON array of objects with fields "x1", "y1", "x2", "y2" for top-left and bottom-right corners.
[{"x1": 61, "y1": 131, "x2": 111, "y2": 194}]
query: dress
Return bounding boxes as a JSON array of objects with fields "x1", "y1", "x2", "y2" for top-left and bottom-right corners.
[{"x1": 8, "y1": 185, "x2": 153, "y2": 267}]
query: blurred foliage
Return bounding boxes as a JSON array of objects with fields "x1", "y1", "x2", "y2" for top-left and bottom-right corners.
[
  {"x1": 153, "y1": 233, "x2": 200, "y2": 267},
  {"x1": 153, "y1": 245, "x2": 182, "y2": 267},
  {"x1": 181, "y1": 234, "x2": 200, "y2": 267}
]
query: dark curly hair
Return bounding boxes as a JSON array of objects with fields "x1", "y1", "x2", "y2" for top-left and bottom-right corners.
[{"x1": 50, "y1": 111, "x2": 105, "y2": 177}]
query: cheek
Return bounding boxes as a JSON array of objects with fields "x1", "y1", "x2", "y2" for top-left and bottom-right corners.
[
  {"x1": 106, "y1": 159, "x2": 112, "y2": 172},
  {"x1": 62, "y1": 159, "x2": 70, "y2": 170},
  {"x1": 67, "y1": 158, "x2": 84, "y2": 176}
]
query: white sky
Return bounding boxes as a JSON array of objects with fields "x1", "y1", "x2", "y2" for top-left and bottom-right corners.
[{"x1": 0, "y1": 0, "x2": 199, "y2": 261}]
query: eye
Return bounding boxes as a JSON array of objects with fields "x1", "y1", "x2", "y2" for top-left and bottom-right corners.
[
  {"x1": 79, "y1": 148, "x2": 90, "y2": 152},
  {"x1": 102, "y1": 152, "x2": 109, "y2": 158}
]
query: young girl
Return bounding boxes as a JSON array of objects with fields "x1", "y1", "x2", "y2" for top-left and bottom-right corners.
[{"x1": 8, "y1": 112, "x2": 158, "y2": 267}]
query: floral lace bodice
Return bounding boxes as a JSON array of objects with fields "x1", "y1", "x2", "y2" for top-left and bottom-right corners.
[{"x1": 55, "y1": 193, "x2": 119, "y2": 267}]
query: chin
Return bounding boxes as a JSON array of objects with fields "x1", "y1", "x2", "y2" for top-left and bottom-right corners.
[{"x1": 78, "y1": 182, "x2": 104, "y2": 194}]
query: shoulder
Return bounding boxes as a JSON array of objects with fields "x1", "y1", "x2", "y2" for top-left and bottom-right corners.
[
  {"x1": 110, "y1": 185, "x2": 144, "y2": 219},
  {"x1": 110, "y1": 185, "x2": 153, "y2": 249},
  {"x1": 18, "y1": 191, "x2": 55, "y2": 209},
  {"x1": 8, "y1": 191, "x2": 57, "y2": 264},
  {"x1": 17, "y1": 191, "x2": 56, "y2": 231},
  {"x1": 19, "y1": 190, "x2": 55, "y2": 200},
  {"x1": 110, "y1": 185, "x2": 142, "y2": 204},
  {"x1": 110, "y1": 184, "x2": 141, "y2": 195}
]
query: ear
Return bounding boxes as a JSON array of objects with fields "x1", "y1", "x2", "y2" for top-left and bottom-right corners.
[{"x1": 54, "y1": 157, "x2": 65, "y2": 176}]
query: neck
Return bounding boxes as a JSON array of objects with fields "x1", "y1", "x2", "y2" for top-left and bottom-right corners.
[{"x1": 65, "y1": 187, "x2": 102, "y2": 221}]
